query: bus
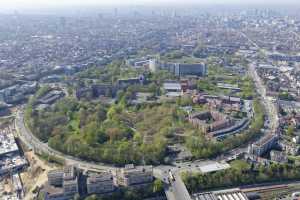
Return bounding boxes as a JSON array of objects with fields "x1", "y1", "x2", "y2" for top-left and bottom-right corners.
[{"x1": 169, "y1": 171, "x2": 175, "y2": 182}]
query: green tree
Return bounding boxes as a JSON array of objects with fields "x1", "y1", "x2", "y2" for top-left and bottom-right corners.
[
  {"x1": 153, "y1": 179, "x2": 164, "y2": 193},
  {"x1": 287, "y1": 125, "x2": 295, "y2": 136}
]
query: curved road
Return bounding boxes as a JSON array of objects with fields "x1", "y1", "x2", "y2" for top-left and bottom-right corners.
[{"x1": 15, "y1": 110, "x2": 115, "y2": 171}]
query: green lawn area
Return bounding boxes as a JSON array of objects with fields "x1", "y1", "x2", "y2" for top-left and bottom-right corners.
[
  {"x1": 230, "y1": 160, "x2": 251, "y2": 171},
  {"x1": 68, "y1": 112, "x2": 80, "y2": 132}
]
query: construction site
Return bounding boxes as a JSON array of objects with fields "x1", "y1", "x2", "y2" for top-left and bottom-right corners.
[{"x1": 0, "y1": 119, "x2": 58, "y2": 200}]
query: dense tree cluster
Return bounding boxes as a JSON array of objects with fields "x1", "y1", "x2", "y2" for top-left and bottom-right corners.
[
  {"x1": 27, "y1": 98, "x2": 170, "y2": 165},
  {"x1": 182, "y1": 160, "x2": 300, "y2": 193},
  {"x1": 26, "y1": 87, "x2": 191, "y2": 165}
]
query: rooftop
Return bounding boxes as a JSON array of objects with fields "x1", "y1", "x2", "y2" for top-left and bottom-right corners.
[
  {"x1": 122, "y1": 164, "x2": 153, "y2": 174},
  {"x1": 0, "y1": 127, "x2": 19, "y2": 156},
  {"x1": 163, "y1": 82, "x2": 182, "y2": 91},
  {"x1": 193, "y1": 188, "x2": 249, "y2": 200},
  {"x1": 199, "y1": 162, "x2": 230, "y2": 174},
  {"x1": 87, "y1": 172, "x2": 113, "y2": 184}
]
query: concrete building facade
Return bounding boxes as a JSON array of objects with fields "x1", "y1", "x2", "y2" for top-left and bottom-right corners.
[
  {"x1": 87, "y1": 172, "x2": 115, "y2": 195},
  {"x1": 116, "y1": 164, "x2": 153, "y2": 187}
]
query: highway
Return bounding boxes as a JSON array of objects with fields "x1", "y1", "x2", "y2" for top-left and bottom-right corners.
[
  {"x1": 239, "y1": 28, "x2": 280, "y2": 145},
  {"x1": 239, "y1": 30, "x2": 279, "y2": 133},
  {"x1": 239, "y1": 31, "x2": 260, "y2": 49},
  {"x1": 248, "y1": 62, "x2": 279, "y2": 134},
  {"x1": 239, "y1": 29, "x2": 279, "y2": 132}
]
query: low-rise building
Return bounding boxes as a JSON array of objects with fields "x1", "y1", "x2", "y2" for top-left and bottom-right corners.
[
  {"x1": 248, "y1": 134, "x2": 278, "y2": 156},
  {"x1": 189, "y1": 111, "x2": 233, "y2": 135},
  {"x1": 38, "y1": 90, "x2": 65, "y2": 105},
  {"x1": 163, "y1": 82, "x2": 182, "y2": 97},
  {"x1": 48, "y1": 170, "x2": 64, "y2": 187},
  {"x1": 117, "y1": 76, "x2": 145, "y2": 89},
  {"x1": 217, "y1": 83, "x2": 241, "y2": 92},
  {"x1": 44, "y1": 165, "x2": 78, "y2": 200},
  {"x1": 270, "y1": 150, "x2": 288, "y2": 163},
  {"x1": 0, "y1": 126, "x2": 27, "y2": 176},
  {"x1": 63, "y1": 178, "x2": 78, "y2": 197},
  {"x1": 63, "y1": 165, "x2": 78, "y2": 196},
  {"x1": 92, "y1": 84, "x2": 116, "y2": 97},
  {"x1": 86, "y1": 172, "x2": 114, "y2": 195},
  {"x1": 278, "y1": 140, "x2": 300, "y2": 156},
  {"x1": 44, "y1": 185, "x2": 65, "y2": 200},
  {"x1": 116, "y1": 164, "x2": 153, "y2": 187},
  {"x1": 0, "y1": 128, "x2": 19, "y2": 157},
  {"x1": 192, "y1": 188, "x2": 249, "y2": 200}
]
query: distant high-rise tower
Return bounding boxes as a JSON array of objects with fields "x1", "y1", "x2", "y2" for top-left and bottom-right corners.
[
  {"x1": 172, "y1": 10, "x2": 178, "y2": 18},
  {"x1": 114, "y1": 8, "x2": 118, "y2": 17},
  {"x1": 60, "y1": 17, "x2": 66, "y2": 27},
  {"x1": 98, "y1": 13, "x2": 103, "y2": 20},
  {"x1": 149, "y1": 59, "x2": 158, "y2": 73},
  {"x1": 152, "y1": 10, "x2": 155, "y2": 16}
]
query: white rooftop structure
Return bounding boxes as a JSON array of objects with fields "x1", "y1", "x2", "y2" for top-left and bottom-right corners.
[
  {"x1": 0, "y1": 127, "x2": 19, "y2": 156},
  {"x1": 163, "y1": 82, "x2": 182, "y2": 91},
  {"x1": 193, "y1": 188, "x2": 249, "y2": 200},
  {"x1": 257, "y1": 64, "x2": 277, "y2": 69},
  {"x1": 279, "y1": 66, "x2": 293, "y2": 73},
  {"x1": 166, "y1": 92, "x2": 182, "y2": 97},
  {"x1": 0, "y1": 126, "x2": 27, "y2": 175},
  {"x1": 199, "y1": 162, "x2": 230, "y2": 173},
  {"x1": 217, "y1": 83, "x2": 240, "y2": 91}
]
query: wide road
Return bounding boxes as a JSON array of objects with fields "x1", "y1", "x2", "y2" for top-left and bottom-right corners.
[
  {"x1": 239, "y1": 29, "x2": 279, "y2": 134},
  {"x1": 248, "y1": 62, "x2": 279, "y2": 134},
  {"x1": 166, "y1": 172, "x2": 192, "y2": 200},
  {"x1": 154, "y1": 166, "x2": 192, "y2": 200}
]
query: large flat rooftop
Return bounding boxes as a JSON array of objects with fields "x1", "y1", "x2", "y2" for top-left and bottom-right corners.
[
  {"x1": 0, "y1": 127, "x2": 19, "y2": 156},
  {"x1": 193, "y1": 188, "x2": 249, "y2": 200},
  {"x1": 121, "y1": 164, "x2": 153, "y2": 175},
  {"x1": 199, "y1": 162, "x2": 230, "y2": 174}
]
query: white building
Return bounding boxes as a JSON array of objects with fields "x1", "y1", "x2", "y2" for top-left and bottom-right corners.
[
  {"x1": 87, "y1": 172, "x2": 115, "y2": 195},
  {"x1": 116, "y1": 164, "x2": 153, "y2": 187}
]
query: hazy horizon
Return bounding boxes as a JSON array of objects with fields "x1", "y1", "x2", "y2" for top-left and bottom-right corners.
[
  {"x1": 2, "y1": 0, "x2": 300, "y2": 9},
  {"x1": 1, "y1": 0, "x2": 300, "y2": 15}
]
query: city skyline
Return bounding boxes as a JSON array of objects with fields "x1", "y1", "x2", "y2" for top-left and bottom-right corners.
[{"x1": 1, "y1": 0, "x2": 300, "y2": 8}]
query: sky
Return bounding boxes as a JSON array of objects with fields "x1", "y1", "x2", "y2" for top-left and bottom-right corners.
[
  {"x1": 0, "y1": 0, "x2": 300, "y2": 11},
  {"x1": 1, "y1": 0, "x2": 300, "y2": 7}
]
